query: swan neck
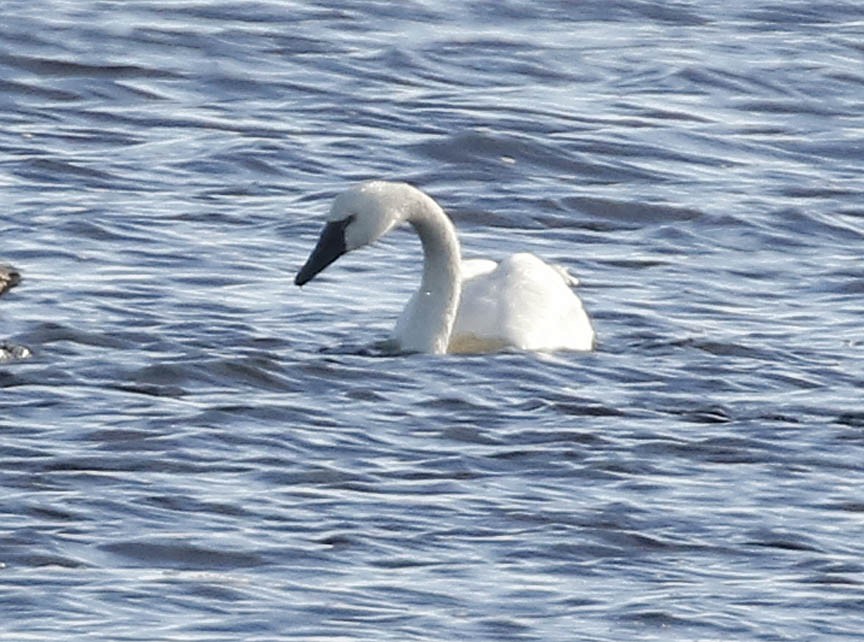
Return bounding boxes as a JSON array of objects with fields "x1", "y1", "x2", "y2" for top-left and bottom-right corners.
[
  {"x1": 401, "y1": 190, "x2": 462, "y2": 354},
  {"x1": 408, "y1": 200, "x2": 460, "y2": 291}
]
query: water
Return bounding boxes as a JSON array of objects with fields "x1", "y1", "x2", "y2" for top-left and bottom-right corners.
[{"x1": 2, "y1": 1, "x2": 863, "y2": 640}]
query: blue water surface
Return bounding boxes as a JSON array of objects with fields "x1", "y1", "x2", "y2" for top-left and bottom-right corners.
[{"x1": 2, "y1": 1, "x2": 863, "y2": 640}]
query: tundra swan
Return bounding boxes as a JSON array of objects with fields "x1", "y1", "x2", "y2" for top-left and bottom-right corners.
[{"x1": 295, "y1": 181, "x2": 595, "y2": 354}]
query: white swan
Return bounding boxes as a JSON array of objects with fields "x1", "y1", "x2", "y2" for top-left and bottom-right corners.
[{"x1": 295, "y1": 181, "x2": 595, "y2": 354}]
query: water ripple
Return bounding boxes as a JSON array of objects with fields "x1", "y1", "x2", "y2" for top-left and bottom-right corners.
[{"x1": 2, "y1": 1, "x2": 864, "y2": 641}]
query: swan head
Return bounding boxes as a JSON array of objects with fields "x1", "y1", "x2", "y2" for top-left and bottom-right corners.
[{"x1": 295, "y1": 181, "x2": 409, "y2": 286}]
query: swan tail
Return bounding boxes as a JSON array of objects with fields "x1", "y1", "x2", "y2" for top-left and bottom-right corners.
[{"x1": 552, "y1": 263, "x2": 580, "y2": 287}]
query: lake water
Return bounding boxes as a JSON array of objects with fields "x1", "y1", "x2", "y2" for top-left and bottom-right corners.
[{"x1": 2, "y1": 1, "x2": 863, "y2": 640}]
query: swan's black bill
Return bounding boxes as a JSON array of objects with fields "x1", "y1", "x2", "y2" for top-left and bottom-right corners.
[{"x1": 295, "y1": 219, "x2": 350, "y2": 286}]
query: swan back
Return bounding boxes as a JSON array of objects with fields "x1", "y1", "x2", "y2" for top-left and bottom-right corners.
[{"x1": 451, "y1": 253, "x2": 595, "y2": 353}]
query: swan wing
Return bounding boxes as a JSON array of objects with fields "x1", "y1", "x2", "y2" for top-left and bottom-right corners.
[
  {"x1": 450, "y1": 253, "x2": 594, "y2": 353},
  {"x1": 460, "y1": 258, "x2": 497, "y2": 281}
]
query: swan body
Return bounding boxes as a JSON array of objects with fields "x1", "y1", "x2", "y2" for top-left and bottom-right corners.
[{"x1": 295, "y1": 181, "x2": 595, "y2": 354}]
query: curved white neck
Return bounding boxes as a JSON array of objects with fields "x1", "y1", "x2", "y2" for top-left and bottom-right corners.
[{"x1": 394, "y1": 188, "x2": 461, "y2": 354}]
